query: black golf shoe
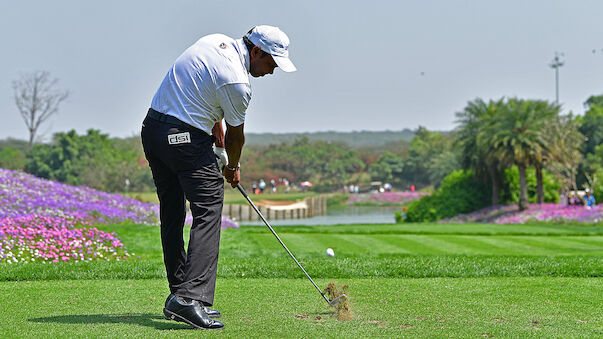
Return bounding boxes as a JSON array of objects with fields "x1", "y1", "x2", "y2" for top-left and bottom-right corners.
[
  {"x1": 163, "y1": 295, "x2": 224, "y2": 330},
  {"x1": 203, "y1": 306, "x2": 221, "y2": 318},
  {"x1": 164, "y1": 294, "x2": 221, "y2": 319}
]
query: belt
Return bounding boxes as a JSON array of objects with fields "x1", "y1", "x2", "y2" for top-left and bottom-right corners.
[{"x1": 147, "y1": 108, "x2": 189, "y2": 127}]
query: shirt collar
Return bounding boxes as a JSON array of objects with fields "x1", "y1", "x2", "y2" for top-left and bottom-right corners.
[{"x1": 235, "y1": 38, "x2": 250, "y2": 73}]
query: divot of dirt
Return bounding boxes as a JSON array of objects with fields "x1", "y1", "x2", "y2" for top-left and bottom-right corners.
[
  {"x1": 492, "y1": 318, "x2": 506, "y2": 322},
  {"x1": 414, "y1": 317, "x2": 427, "y2": 321},
  {"x1": 314, "y1": 315, "x2": 323, "y2": 321},
  {"x1": 481, "y1": 334, "x2": 494, "y2": 338},
  {"x1": 369, "y1": 320, "x2": 382, "y2": 324},
  {"x1": 295, "y1": 314, "x2": 309, "y2": 319},
  {"x1": 400, "y1": 324, "x2": 413, "y2": 329},
  {"x1": 324, "y1": 281, "x2": 352, "y2": 321}
]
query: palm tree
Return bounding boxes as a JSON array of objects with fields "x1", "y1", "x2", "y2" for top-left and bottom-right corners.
[
  {"x1": 455, "y1": 98, "x2": 505, "y2": 204},
  {"x1": 480, "y1": 99, "x2": 555, "y2": 211},
  {"x1": 545, "y1": 114, "x2": 584, "y2": 195},
  {"x1": 532, "y1": 101, "x2": 561, "y2": 203}
]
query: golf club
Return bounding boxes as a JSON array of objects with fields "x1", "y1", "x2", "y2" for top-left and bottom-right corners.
[{"x1": 236, "y1": 184, "x2": 346, "y2": 306}]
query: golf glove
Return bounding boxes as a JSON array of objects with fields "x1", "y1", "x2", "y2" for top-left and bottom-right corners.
[{"x1": 213, "y1": 146, "x2": 228, "y2": 170}]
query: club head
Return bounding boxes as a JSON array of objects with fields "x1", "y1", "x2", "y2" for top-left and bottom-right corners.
[{"x1": 328, "y1": 294, "x2": 347, "y2": 306}]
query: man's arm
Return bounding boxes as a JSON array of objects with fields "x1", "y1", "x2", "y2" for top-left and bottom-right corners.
[
  {"x1": 223, "y1": 122, "x2": 245, "y2": 187},
  {"x1": 212, "y1": 121, "x2": 225, "y2": 147}
]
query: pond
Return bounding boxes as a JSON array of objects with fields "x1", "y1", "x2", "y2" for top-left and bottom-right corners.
[{"x1": 240, "y1": 205, "x2": 400, "y2": 226}]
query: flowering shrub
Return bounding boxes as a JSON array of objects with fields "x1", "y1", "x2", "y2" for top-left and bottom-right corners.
[
  {"x1": 440, "y1": 203, "x2": 603, "y2": 224},
  {"x1": 0, "y1": 169, "x2": 239, "y2": 263}
]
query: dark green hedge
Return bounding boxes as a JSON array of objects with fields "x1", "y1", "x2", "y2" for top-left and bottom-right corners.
[{"x1": 403, "y1": 170, "x2": 491, "y2": 222}]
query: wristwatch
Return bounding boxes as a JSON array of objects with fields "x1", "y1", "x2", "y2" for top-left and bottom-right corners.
[{"x1": 226, "y1": 162, "x2": 240, "y2": 171}]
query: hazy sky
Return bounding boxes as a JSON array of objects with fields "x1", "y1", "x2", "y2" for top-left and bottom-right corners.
[{"x1": 1, "y1": 1, "x2": 602, "y2": 141}]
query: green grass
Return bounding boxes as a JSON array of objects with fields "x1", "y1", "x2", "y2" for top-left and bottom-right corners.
[
  {"x1": 1, "y1": 222, "x2": 602, "y2": 337},
  {"x1": 1, "y1": 223, "x2": 602, "y2": 281},
  {"x1": 0, "y1": 278, "x2": 601, "y2": 338}
]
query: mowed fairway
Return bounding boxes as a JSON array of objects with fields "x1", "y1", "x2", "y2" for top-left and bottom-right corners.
[{"x1": 0, "y1": 223, "x2": 601, "y2": 337}]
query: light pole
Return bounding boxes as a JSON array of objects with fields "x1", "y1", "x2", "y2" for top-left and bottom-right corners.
[{"x1": 549, "y1": 52, "x2": 564, "y2": 104}]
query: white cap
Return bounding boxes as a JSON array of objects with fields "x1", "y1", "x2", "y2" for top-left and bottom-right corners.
[{"x1": 246, "y1": 25, "x2": 297, "y2": 72}]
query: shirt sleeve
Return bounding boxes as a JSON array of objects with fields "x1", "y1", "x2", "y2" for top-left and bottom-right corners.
[{"x1": 216, "y1": 83, "x2": 251, "y2": 127}]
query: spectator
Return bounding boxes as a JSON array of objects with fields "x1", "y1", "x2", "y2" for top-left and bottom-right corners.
[
  {"x1": 585, "y1": 189, "x2": 596, "y2": 209},
  {"x1": 258, "y1": 179, "x2": 266, "y2": 193},
  {"x1": 270, "y1": 179, "x2": 276, "y2": 193}
]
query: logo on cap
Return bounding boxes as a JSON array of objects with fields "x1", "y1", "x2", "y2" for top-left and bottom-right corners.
[{"x1": 219, "y1": 43, "x2": 227, "y2": 49}]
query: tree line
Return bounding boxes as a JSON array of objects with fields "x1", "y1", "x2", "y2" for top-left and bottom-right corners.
[
  {"x1": 455, "y1": 96, "x2": 602, "y2": 210},
  {"x1": 1, "y1": 95, "x2": 602, "y2": 207}
]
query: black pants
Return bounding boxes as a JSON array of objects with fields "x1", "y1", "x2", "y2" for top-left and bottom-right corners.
[{"x1": 141, "y1": 109, "x2": 224, "y2": 306}]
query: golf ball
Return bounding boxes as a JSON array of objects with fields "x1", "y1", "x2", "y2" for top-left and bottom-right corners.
[{"x1": 326, "y1": 248, "x2": 335, "y2": 257}]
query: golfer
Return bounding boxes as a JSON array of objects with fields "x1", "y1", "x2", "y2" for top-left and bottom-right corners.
[{"x1": 141, "y1": 25, "x2": 296, "y2": 330}]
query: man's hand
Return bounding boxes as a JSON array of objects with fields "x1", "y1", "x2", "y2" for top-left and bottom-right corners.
[
  {"x1": 223, "y1": 166, "x2": 240, "y2": 188},
  {"x1": 213, "y1": 146, "x2": 228, "y2": 170}
]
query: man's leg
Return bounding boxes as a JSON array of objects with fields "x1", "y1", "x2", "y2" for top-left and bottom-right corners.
[
  {"x1": 154, "y1": 165, "x2": 187, "y2": 292},
  {"x1": 173, "y1": 163, "x2": 224, "y2": 305},
  {"x1": 142, "y1": 120, "x2": 187, "y2": 293}
]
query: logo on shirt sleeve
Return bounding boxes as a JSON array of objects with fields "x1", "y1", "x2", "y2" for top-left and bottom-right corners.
[{"x1": 167, "y1": 132, "x2": 191, "y2": 145}]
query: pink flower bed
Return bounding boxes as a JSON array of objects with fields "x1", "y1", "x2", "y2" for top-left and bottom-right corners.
[
  {"x1": 441, "y1": 203, "x2": 603, "y2": 224},
  {"x1": 0, "y1": 214, "x2": 129, "y2": 263},
  {"x1": 495, "y1": 204, "x2": 603, "y2": 224}
]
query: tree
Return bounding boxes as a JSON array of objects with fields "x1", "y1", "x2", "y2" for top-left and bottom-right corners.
[
  {"x1": 479, "y1": 99, "x2": 556, "y2": 211},
  {"x1": 13, "y1": 71, "x2": 69, "y2": 147},
  {"x1": 455, "y1": 98, "x2": 506, "y2": 204},
  {"x1": 528, "y1": 101, "x2": 561, "y2": 203},
  {"x1": 578, "y1": 96, "x2": 603, "y2": 156},
  {"x1": 0, "y1": 147, "x2": 26, "y2": 170},
  {"x1": 403, "y1": 127, "x2": 456, "y2": 188},
  {"x1": 23, "y1": 129, "x2": 155, "y2": 192},
  {"x1": 545, "y1": 114, "x2": 584, "y2": 196},
  {"x1": 368, "y1": 152, "x2": 405, "y2": 186}
]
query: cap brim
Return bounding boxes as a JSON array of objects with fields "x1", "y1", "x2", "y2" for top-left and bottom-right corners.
[{"x1": 273, "y1": 55, "x2": 297, "y2": 72}]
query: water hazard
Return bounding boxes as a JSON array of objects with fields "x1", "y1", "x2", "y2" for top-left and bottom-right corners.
[{"x1": 241, "y1": 205, "x2": 399, "y2": 226}]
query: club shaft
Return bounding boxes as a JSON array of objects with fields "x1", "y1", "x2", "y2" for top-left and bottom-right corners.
[{"x1": 237, "y1": 185, "x2": 330, "y2": 303}]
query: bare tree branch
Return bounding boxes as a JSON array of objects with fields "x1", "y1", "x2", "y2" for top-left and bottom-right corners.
[{"x1": 12, "y1": 71, "x2": 69, "y2": 146}]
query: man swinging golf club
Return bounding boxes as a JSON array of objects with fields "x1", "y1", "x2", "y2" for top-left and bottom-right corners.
[{"x1": 141, "y1": 25, "x2": 296, "y2": 330}]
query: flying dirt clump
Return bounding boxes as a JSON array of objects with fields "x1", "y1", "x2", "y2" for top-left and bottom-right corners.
[{"x1": 325, "y1": 281, "x2": 352, "y2": 321}]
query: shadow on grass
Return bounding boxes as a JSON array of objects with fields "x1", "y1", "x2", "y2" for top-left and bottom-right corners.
[{"x1": 29, "y1": 313, "x2": 191, "y2": 330}]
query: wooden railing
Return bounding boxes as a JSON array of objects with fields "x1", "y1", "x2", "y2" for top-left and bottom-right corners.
[{"x1": 222, "y1": 195, "x2": 327, "y2": 222}]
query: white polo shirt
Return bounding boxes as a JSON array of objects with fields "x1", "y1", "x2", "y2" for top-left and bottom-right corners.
[{"x1": 151, "y1": 34, "x2": 251, "y2": 135}]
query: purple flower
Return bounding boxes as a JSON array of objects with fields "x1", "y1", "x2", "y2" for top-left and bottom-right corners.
[{"x1": 0, "y1": 169, "x2": 238, "y2": 263}]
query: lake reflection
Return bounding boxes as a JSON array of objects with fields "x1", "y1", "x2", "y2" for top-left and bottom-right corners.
[{"x1": 241, "y1": 205, "x2": 399, "y2": 226}]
